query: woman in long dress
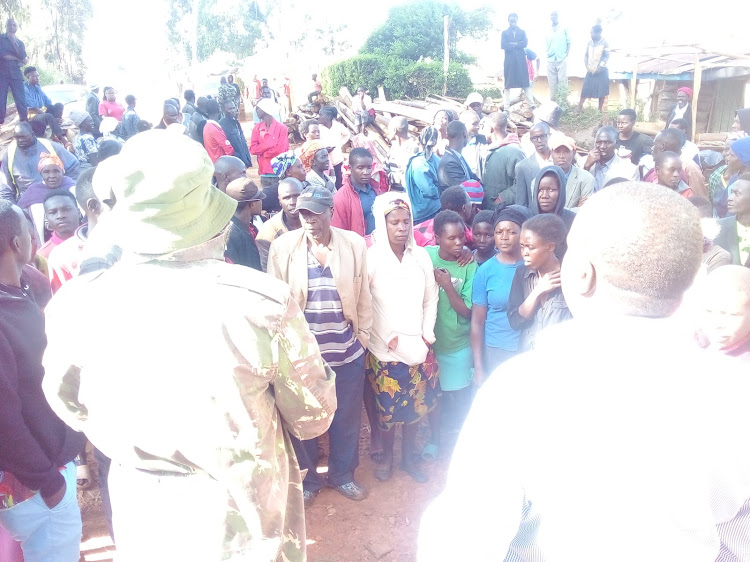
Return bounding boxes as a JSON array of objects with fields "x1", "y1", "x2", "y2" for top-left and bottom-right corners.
[
  {"x1": 578, "y1": 24, "x2": 610, "y2": 112},
  {"x1": 366, "y1": 192, "x2": 439, "y2": 483}
]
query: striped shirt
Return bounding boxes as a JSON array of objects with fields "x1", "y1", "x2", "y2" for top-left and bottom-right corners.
[{"x1": 304, "y1": 250, "x2": 363, "y2": 367}]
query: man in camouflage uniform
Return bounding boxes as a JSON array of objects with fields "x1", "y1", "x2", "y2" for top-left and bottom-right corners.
[{"x1": 42, "y1": 130, "x2": 337, "y2": 562}]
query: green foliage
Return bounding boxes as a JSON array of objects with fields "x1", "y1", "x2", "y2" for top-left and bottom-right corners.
[
  {"x1": 323, "y1": 54, "x2": 472, "y2": 100},
  {"x1": 41, "y1": 0, "x2": 92, "y2": 82},
  {"x1": 361, "y1": 0, "x2": 492, "y2": 64},
  {"x1": 476, "y1": 87, "x2": 502, "y2": 99},
  {"x1": 168, "y1": 0, "x2": 265, "y2": 62},
  {"x1": 37, "y1": 65, "x2": 61, "y2": 86}
]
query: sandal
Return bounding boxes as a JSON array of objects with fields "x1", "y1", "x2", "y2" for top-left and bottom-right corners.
[
  {"x1": 75, "y1": 454, "x2": 91, "y2": 489},
  {"x1": 421, "y1": 443, "x2": 439, "y2": 462}
]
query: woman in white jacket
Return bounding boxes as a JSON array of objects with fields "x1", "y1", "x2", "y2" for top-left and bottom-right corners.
[{"x1": 366, "y1": 191, "x2": 439, "y2": 483}]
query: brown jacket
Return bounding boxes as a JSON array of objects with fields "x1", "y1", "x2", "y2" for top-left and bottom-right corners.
[{"x1": 267, "y1": 226, "x2": 372, "y2": 349}]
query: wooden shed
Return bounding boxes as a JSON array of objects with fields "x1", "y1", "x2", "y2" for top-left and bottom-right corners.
[{"x1": 607, "y1": 45, "x2": 750, "y2": 140}]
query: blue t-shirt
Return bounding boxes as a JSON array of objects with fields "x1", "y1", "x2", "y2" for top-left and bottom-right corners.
[
  {"x1": 472, "y1": 257, "x2": 523, "y2": 351},
  {"x1": 353, "y1": 181, "x2": 376, "y2": 235}
]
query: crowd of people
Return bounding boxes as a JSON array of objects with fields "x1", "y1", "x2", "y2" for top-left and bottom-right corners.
[{"x1": 1, "y1": 10, "x2": 750, "y2": 562}]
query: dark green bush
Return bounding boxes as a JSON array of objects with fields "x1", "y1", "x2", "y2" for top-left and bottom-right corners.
[{"x1": 322, "y1": 55, "x2": 472, "y2": 100}]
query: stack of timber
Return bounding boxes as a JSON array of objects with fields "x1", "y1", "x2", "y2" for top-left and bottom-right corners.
[{"x1": 286, "y1": 87, "x2": 536, "y2": 156}]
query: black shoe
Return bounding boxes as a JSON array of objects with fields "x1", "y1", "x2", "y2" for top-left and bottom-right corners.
[
  {"x1": 303, "y1": 489, "x2": 319, "y2": 508},
  {"x1": 332, "y1": 481, "x2": 368, "y2": 501},
  {"x1": 400, "y1": 462, "x2": 428, "y2": 483},
  {"x1": 374, "y1": 462, "x2": 393, "y2": 482}
]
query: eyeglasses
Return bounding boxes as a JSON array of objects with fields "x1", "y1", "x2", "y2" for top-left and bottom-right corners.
[{"x1": 530, "y1": 135, "x2": 548, "y2": 142}]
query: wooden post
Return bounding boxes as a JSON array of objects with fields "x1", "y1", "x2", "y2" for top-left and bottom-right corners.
[
  {"x1": 630, "y1": 58, "x2": 638, "y2": 110},
  {"x1": 443, "y1": 15, "x2": 450, "y2": 96},
  {"x1": 692, "y1": 53, "x2": 702, "y2": 142}
]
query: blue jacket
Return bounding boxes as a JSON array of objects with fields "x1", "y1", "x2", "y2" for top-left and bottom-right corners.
[{"x1": 405, "y1": 152, "x2": 441, "y2": 224}]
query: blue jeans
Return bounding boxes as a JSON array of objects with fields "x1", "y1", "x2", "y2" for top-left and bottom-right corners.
[
  {"x1": 293, "y1": 353, "x2": 366, "y2": 492},
  {"x1": 0, "y1": 75, "x2": 27, "y2": 122},
  {"x1": 0, "y1": 462, "x2": 81, "y2": 562}
]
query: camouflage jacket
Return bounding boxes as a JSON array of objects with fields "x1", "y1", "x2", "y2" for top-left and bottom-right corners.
[{"x1": 42, "y1": 234, "x2": 337, "y2": 561}]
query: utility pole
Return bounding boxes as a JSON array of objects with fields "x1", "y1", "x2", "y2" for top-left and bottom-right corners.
[{"x1": 443, "y1": 15, "x2": 450, "y2": 95}]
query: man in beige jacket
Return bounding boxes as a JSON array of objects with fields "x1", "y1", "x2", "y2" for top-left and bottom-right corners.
[{"x1": 268, "y1": 185, "x2": 373, "y2": 507}]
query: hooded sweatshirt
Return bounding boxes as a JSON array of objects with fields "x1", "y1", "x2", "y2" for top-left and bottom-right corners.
[
  {"x1": 366, "y1": 192, "x2": 439, "y2": 366},
  {"x1": 0, "y1": 282, "x2": 84, "y2": 501},
  {"x1": 530, "y1": 165, "x2": 577, "y2": 232}
]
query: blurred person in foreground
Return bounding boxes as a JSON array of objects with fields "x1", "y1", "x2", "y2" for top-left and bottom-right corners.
[
  {"x1": 42, "y1": 130, "x2": 337, "y2": 561},
  {"x1": 697, "y1": 265, "x2": 750, "y2": 362},
  {"x1": 419, "y1": 182, "x2": 750, "y2": 562}
]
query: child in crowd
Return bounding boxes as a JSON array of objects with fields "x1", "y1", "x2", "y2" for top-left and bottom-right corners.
[
  {"x1": 425, "y1": 210, "x2": 478, "y2": 456},
  {"x1": 472, "y1": 210, "x2": 495, "y2": 266},
  {"x1": 507, "y1": 214, "x2": 572, "y2": 351}
]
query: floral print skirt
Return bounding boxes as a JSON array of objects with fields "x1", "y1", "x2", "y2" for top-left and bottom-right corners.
[{"x1": 366, "y1": 349, "x2": 439, "y2": 430}]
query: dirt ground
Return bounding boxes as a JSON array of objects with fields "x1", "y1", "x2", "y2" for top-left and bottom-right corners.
[{"x1": 78, "y1": 412, "x2": 449, "y2": 562}]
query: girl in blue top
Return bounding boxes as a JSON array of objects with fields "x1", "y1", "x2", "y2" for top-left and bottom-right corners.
[{"x1": 471, "y1": 204, "x2": 532, "y2": 383}]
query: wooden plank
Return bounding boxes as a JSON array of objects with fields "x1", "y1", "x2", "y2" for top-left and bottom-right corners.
[{"x1": 371, "y1": 101, "x2": 434, "y2": 124}]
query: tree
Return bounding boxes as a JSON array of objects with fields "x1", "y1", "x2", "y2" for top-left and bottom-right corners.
[
  {"x1": 361, "y1": 0, "x2": 492, "y2": 64},
  {"x1": 41, "y1": 0, "x2": 93, "y2": 81},
  {"x1": 167, "y1": 0, "x2": 265, "y2": 64}
]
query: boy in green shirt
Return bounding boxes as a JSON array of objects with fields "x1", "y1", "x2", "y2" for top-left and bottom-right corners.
[{"x1": 425, "y1": 210, "x2": 478, "y2": 456}]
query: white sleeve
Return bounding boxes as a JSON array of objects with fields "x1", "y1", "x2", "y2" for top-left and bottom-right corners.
[{"x1": 417, "y1": 371, "x2": 525, "y2": 560}]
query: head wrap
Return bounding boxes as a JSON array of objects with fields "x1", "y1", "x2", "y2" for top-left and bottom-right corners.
[
  {"x1": 300, "y1": 140, "x2": 326, "y2": 171},
  {"x1": 70, "y1": 110, "x2": 90, "y2": 127},
  {"x1": 730, "y1": 136, "x2": 750, "y2": 167},
  {"x1": 492, "y1": 203, "x2": 532, "y2": 228},
  {"x1": 677, "y1": 87, "x2": 693, "y2": 99},
  {"x1": 255, "y1": 97, "x2": 276, "y2": 117},
  {"x1": 419, "y1": 126, "x2": 440, "y2": 159},
  {"x1": 383, "y1": 196, "x2": 410, "y2": 217},
  {"x1": 270, "y1": 150, "x2": 298, "y2": 178},
  {"x1": 37, "y1": 152, "x2": 64, "y2": 173}
]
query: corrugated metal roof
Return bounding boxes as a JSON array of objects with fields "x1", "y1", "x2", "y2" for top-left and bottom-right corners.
[{"x1": 609, "y1": 45, "x2": 750, "y2": 77}]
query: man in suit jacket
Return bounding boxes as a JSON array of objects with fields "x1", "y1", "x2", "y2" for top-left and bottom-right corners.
[
  {"x1": 584, "y1": 126, "x2": 640, "y2": 192},
  {"x1": 438, "y1": 121, "x2": 478, "y2": 193},
  {"x1": 716, "y1": 174, "x2": 750, "y2": 266},
  {"x1": 514, "y1": 122, "x2": 553, "y2": 207}
]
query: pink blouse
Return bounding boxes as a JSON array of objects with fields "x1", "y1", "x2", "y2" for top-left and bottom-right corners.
[{"x1": 98, "y1": 100, "x2": 125, "y2": 122}]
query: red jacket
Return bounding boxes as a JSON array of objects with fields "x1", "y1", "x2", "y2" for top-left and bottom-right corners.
[
  {"x1": 250, "y1": 119, "x2": 289, "y2": 175},
  {"x1": 203, "y1": 120, "x2": 234, "y2": 163},
  {"x1": 332, "y1": 176, "x2": 386, "y2": 237}
]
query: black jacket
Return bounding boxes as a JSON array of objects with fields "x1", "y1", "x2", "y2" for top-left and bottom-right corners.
[
  {"x1": 219, "y1": 117, "x2": 252, "y2": 167},
  {"x1": 437, "y1": 148, "x2": 479, "y2": 193},
  {"x1": 0, "y1": 282, "x2": 84, "y2": 497},
  {"x1": 226, "y1": 216, "x2": 261, "y2": 271},
  {"x1": 530, "y1": 165, "x2": 576, "y2": 256},
  {"x1": 715, "y1": 216, "x2": 748, "y2": 266}
]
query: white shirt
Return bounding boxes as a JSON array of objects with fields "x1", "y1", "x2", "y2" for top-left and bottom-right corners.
[
  {"x1": 366, "y1": 220, "x2": 438, "y2": 366},
  {"x1": 592, "y1": 153, "x2": 639, "y2": 191},
  {"x1": 418, "y1": 317, "x2": 750, "y2": 562},
  {"x1": 320, "y1": 120, "x2": 351, "y2": 167}
]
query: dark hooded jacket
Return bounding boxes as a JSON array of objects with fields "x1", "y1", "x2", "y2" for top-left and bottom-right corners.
[
  {"x1": 0, "y1": 282, "x2": 84, "y2": 498},
  {"x1": 531, "y1": 165, "x2": 576, "y2": 229},
  {"x1": 531, "y1": 165, "x2": 575, "y2": 258}
]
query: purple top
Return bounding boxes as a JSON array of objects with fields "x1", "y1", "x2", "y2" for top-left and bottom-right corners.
[{"x1": 17, "y1": 176, "x2": 75, "y2": 208}]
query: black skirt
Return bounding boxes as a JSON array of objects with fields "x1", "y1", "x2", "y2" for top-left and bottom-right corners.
[{"x1": 581, "y1": 68, "x2": 610, "y2": 98}]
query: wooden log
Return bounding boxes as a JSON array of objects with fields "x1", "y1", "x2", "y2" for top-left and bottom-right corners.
[
  {"x1": 339, "y1": 87, "x2": 353, "y2": 109},
  {"x1": 393, "y1": 99, "x2": 430, "y2": 109},
  {"x1": 696, "y1": 132, "x2": 728, "y2": 142},
  {"x1": 371, "y1": 101, "x2": 434, "y2": 124},
  {"x1": 427, "y1": 94, "x2": 464, "y2": 109}
]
